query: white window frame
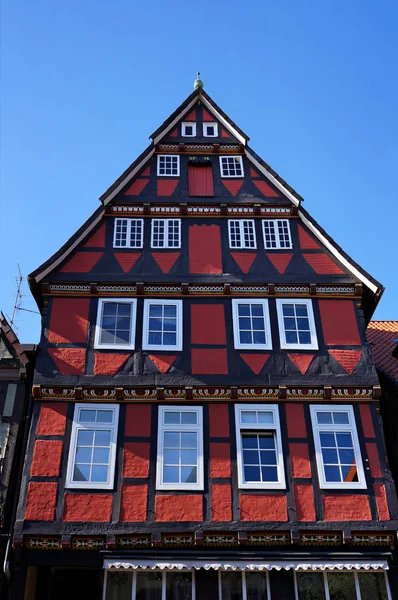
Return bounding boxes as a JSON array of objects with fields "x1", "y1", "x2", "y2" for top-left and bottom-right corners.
[
  {"x1": 182, "y1": 122, "x2": 196, "y2": 137},
  {"x1": 228, "y1": 219, "x2": 257, "y2": 249},
  {"x1": 262, "y1": 219, "x2": 293, "y2": 249},
  {"x1": 94, "y1": 298, "x2": 137, "y2": 350},
  {"x1": 276, "y1": 298, "x2": 318, "y2": 350},
  {"x1": 219, "y1": 155, "x2": 244, "y2": 178},
  {"x1": 232, "y1": 299, "x2": 272, "y2": 350},
  {"x1": 310, "y1": 405, "x2": 367, "y2": 490},
  {"x1": 235, "y1": 404, "x2": 286, "y2": 490},
  {"x1": 203, "y1": 122, "x2": 218, "y2": 137},
  {"x1": 142, "y1": 299, "x2": 183, "y2": 351},
  {"x1": 157, "y1": 154, "x2": 180, "y2": 177},
  {"x1": 66, "y1": 403, "x2": 119, "y2": 490},
  {"x1": 113, "y1": 218, "x2": 144, "y2": 249},
  {"x1": 219, "y1": 570, "x2": 271, "y2": 600},
  {"x1": 156, "y1": 406, "x2": 203, "y2": 491},
  {"x1": 294, "y1": 570, "x2": 392, "y2": 600},
  {"x1": 150, "y1": 218, "x2": 181, "y2": 249}
]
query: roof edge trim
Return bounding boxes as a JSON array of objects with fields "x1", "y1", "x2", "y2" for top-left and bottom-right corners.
[
  {"x1": 245, "y1": 149, "x2": 300, "y2": 206},
  {"x1": 199, "y1": 94, "x2": 247, "y2": 146},
  {"x1": 152, "y1": 96, "x2": 201, "y2": 146},
  {"x1": 103, "y1": 148, "x2": 155, "y2": 206}
]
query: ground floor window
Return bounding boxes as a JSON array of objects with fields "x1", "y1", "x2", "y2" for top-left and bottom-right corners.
[
  {"x1": 219, "y1": 571, "x2": 270, "y2": 600},
  {"x1": 105, "y1": 570, "x2": 194, "y2": 600},
  {"x1": 295, "y1": 571, "x2": 391, "y2": 600}
]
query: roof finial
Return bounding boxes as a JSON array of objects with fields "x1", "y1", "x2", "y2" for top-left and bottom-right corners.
[{"x1": 194, "y1": 71, "x2": 203, "y2": 90}]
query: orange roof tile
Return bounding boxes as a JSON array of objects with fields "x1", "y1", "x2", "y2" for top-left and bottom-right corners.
[{"x1": 367, "y1": 321, "x2": 398, "y2": 380}]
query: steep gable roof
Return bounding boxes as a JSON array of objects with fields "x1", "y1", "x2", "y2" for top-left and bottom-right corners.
[{"x1": 0, "y1": 313, "x2": 30, "y2": 374}]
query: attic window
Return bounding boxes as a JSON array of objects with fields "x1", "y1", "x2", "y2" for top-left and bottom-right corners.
[
  {"x1": 182, "y1": 122, "x2": 196, "y2": 137},
  {"x1": 203, "y1": 123, "x2": 218, "y2": 137},
  {"x1": 220, "y1": 156, "x2": 244, "y2": 178},
  {"x1": 157, "y1": 155, "x2": 180, "y2": 177}
]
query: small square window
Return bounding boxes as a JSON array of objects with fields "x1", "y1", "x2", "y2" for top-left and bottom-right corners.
[
  {"x1": 142, "y1": 299, "x2": 182, "y2": 351},
  {"x1": 262, "y1": 219, "x2": 292, "y2": 249},
  {"x1": 203, "y1": 122, "x2": 218, "y2": 137},
  {"x1": 276, "y1": 299, "x2": 318, "y2": 350},
  {"x1": 219, "y1": 156, "x2": 244, "y2": 178},
  {"x1": 113, "y1": 218, "x2": 144, "y2": 248},
  {"x1": 94, "y1": 299, "x2": 136, "y2": 350},
  {"x1": 182, "y1": 122, "x2": 196, "y2": 137},
  {"x1": 228, "y1": 219, "x2": 257, "y2": 249},
  {"x1": 232, "y1": 299, "x2": 272, "y2": 350},
  {"x1": 151, "y1": 218, "x2": 181, "y2": 248},
  {"x1": 157, "y1": 155, "x2": 180, "y2": 177}
]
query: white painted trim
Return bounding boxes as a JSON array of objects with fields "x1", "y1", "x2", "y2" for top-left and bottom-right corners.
[
  {"x1": 65, "y1": 403, "x2": 119, "y2": 490},
  {"x1": 231, "y1": 299, "x2": 272, "y2": 350},
  {"x1": 228, "y1": 219, "x2": 257, "y2": 249},
  {"x1": 113, "y1": 217, "x2": 144, "y2": 248},
  {"x1": 200, "y1": 94, "x2": 247, "y2": 145},
  {"x1": 234, "y1": 404, "x2": 286, "y2": 490},
  {"x1": 310, "y1": 404, "x2": 367, "y2": 490},
  {"x1": 157, "y1": 154, "x2": 180, "y2": 177},
  {"x1": 298, "y1": 211, "x2": 379, "y2": 294},
  {"x1": 182, "y1": 122, "x2": 196, "y2": 137},
  {"x1": 153, "y1": 96, "x2": 199, "y2": 146},
  {"x1": 156, "y1": 406, "x2": 204, "y2": 491},
  {"x1": 245, "y1": 149, "x2": 300, "y2": 207},
  {"x1": 94, "y1": 298, "x2": 137, "y2": 350},
  {"x1": 276, "y1": 298, "x2": 319, "y2": 351},
  {"x1": 262, "y1": 219, "x2": 292, "y2": 250},
  {"x1": 203, "y1": 122, "x2": 218, "y2": 137},
  {"x1": 103, "y1": 148, "x2": 155, "y2": 206},
  {"x1": 219, "y1": 155, "x2": 244, "y2": 178},
  {"x1": 150, "y1": 218, "x2": 181, "y2": 249},
  {"x1": 142, "y1": 299, "x2": 183, "y2": 351}
]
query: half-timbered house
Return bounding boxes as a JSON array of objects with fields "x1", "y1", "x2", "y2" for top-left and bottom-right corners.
[{"x1": 12, "y1": 80, "x2": 398, "y2": 600}]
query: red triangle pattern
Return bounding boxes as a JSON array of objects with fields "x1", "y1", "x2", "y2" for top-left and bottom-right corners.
[
  {"x1": 60, "y1": 252, "x2": 103, "y2": 273},
  {"x1": 222, "y1": 180, "x2": 244, "y2": 196},
  {"x1": 288, "y1": 354, "x2": 315, "y2": 374},
  {"x1": 94, "y1": 353, "x2": 130, "y2": 375},
  {"x1": 266, "y1": 253, "x2": 293, "y2": 274},
  {"x1": 230, "y1": 252, "x2": 256, "y2": 274},
  {"x1": 169, "y1": 128, "x2": 178, "y2": 137},
  {"x1": 114, "y1": 253, "x2": 141, "y2": 273},
  {"x1": 221, "y1": 129, "x2": 231, "y2": 138},
  {"x1": 202, "y1": 109, "x2": 213, "y2": 121},
  {"x1": 141, "y1": 166, "x2": 150, "y2": 177},
  {"x1": 84, "y1": 224, "x2": 106, "y2": 248},
  {"x1": 152, "y1": 252, "x2": 180, "y2": 274},
  {"x1": 240, "y1": 354, "x2": 270, "y2": 375},
  {"x1": 157, "y1": 180, "x2": 179, "y2": 196},
  {"x1": 328, "y1": 350, "x2": 362, "y2": 374},
  {"x1": 253, "y1": 180, "x2": 279, "y2": 197},
  {"x1": 125, "y1": 179, "x2": 149, "y2": 196},
  {"x1": 298, "y1": 225, "x2": 320, "y2": 249},
  {"x1": 185, "y1": 110, "x2": 196, "y2": 121},
  {"x1": 250, "y1": 168, "x2": 259, "y2": 178},
  {"x1": 149, "y1": 355, "x2": 177, "y2": 374}
]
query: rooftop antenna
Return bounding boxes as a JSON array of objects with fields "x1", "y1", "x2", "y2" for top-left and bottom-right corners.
[
  {"x1": 194, "y1": 72, "x2": 203, "y2": 90},
  {"x1": 8, "y1": 264, "x2": 39, "y2": 329}
]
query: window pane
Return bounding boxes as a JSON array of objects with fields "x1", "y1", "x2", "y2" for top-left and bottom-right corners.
[
  {"x1": 333, "y1": 412, "x2": 350, "y2": 425},
  {"x1": 296, "y1": 572, "x2": 326, "y2": 600},
  {"x1": 93, "y1": 447, "x2": 110, "y2": 463},
  {"x1": 317, "y1": 412, "x2": 333, "y2": 424},
  {"x1": 257, "y1": 411, "x2": 273, "y2": 424},
  {"x1": 181, "y1": 432, "x2": 197, "y2": 448},
  {"x1": 181, "y1": 449, "x2": 197, "y2": 464},
  {"x1": 164, "y1": 432, "x2": 180, "y2": 448},
  {"x1": 164, "y1": 411, "x2": 180, "y2": 424},
  {"x1": 327, "y1": 572, "x2": 357, "y2": 600},
  {"x1": 73, "y1": 464, "x2": 90, "y2": 482},
  {"x1": 91, "y1": 465, "x2": 108, "y2": 482},
  {"x1": 166, "y1": 571, "x2": 192, "y2": 600},
  {"x1": 181, "y1": 412, "x2": 197, "y2": 424},
  {"x1": 95, "y1": 430, "x2": 111, "y2": 446},
  {"x1": 164, "y1": 450, "x2": 179, "y2": 465},
  {"x1": 79, "y1": 409, "x2": 96, "y2": 422},
  {"x1": 181, "y1": 466, "x2": 197, "y2": 483},
  {"x1": 97, "y1": 410, "x2": 113, "y2": 423},
  {"x1": 136, "y1": 572, "x2": 162, "y2": 600},
  {"x1": 164, "y1": 466, "x2": 179, "y2": 483},
  {"x1": 221, "y1": 571, "x2": 243, "y2": 600},
  {"x1": 75, "y1": 447, "x2": 92, "y2": 463},
  {"x1": 241, "y1": 411, "x2": 257, "y2": 424},
  {"x1": 245, "y1": 571, "x2": 268, "y2": 600},
  {"x1": 77, "y1": 430, "x2": 94, "y2": 446},
  {"x1": 105, "y1": 571, "x2": 132, "y2": 600},
  {"x1": 358, "y1": 572, "x2": 389, "y2": 600}
]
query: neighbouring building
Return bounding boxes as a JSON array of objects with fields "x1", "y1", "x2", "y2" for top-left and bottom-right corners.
[
  {"x1": 11, "y1": 80, "x2": 398, "y2": 600},
  {"x1": 0, "y1": 313, "x2": 35, "y2": 598}
]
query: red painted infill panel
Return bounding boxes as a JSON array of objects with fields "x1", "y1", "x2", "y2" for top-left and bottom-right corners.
[
  {"x1": 155, "y1": 495, "x2": 203, "y2": 522},
  {"x1": 328, "y1": 350, "x2": 362, "y2": 374},
  {"x1": 230, "y1": 252, "x2": 256, "y2": 274},
  {"x1": 266, "y1": 253, "x2": 293, "y2": 274},
  {"x1": 63, "y1": 493, "x2": 112, "y2": 522},
  {"x1": 366, "y1": 443, "x2": 382, "y2": 478},
  {"x1": 37, "y1": 403, "x2": 68, "y2": 436},
  {"x1": 221, "y1": 129, "x2": 231, "y2": 138},
  {"x1": 120, "y1": 484, "x2": 148, "y2": 522},
  {"x1": 374, "y1": 484, "x2": 390, "y2": 521},
  {"x1": 222, "y1": 180, "x2": 244, "y2": 196},
  {"x1": 290, "y1": 443, "x2": 312, "y2": 478},
  {"x1": 169, "y1": 128, "x2": 178, "y2": 137},
  {"x1": 31, "y1": 440, "x2": 63, "y2": 477},
  {"x1": 240, "y1": 354, "x2": 270, "y2": 375},
  {"x1": 191, "y1": 304, "x2": 226, "y2": 345},
  {"x1": 189, "y1": 224, "x2": 222, "y2": 274},
  {"x1": 152, "y1": 252, "x2": 180, "y2": 274},
  {"x1": 202, "y1": 109, "x2": 213, "y2": 121},
  {"x1": 157, "y1": 180, "x2": 179, "y2": 196},
  {"x1": 123, "y1": 443, "x2": 150, "y2": 478},
  {"x1": 360, "y1": 404, "x2": 375, "y2": 438},
  {"x1": 252, "y1": 180, "x2": 279, "y2": 197},
  {"x1": 83, "y1": 223, "x2": 106, "y2": 248},
  {"x1": 209, "y1": 404, "x2": 230, "y2": 438},
  {"x1": 185, "y1": 109, "x2": 196, "y2": 121},
  {"x1": 48, "y1": 348, "x2": 86, "y2": 375},
  {"x1": 211, "y1": 485, "x2": 232, "y2": 522},
  {"x1": 125, "y1": 404, "x2": 151, "y2": 437},
  {"x1": 114, "y1": 252, "x2": 141, "y2": 273},
  {"x1": 323, "y1": 495, "x2": 371, "y2": 521},
  {"x1": 125, "y1": 179, "x2": 149, "y2": 196},
  {"x1": 94, "y1": 353, "x2": 129, "y2": 375},
  {"x1": 250, "y1": 168, "x2": 259, "y2": 178},
  {"x1": 141, "y1": 166, "x2": 150, "y2": 177},
  {"x1": 48, "y1": 298, "x2": 89, "y2": 344},
  {"x1": 188, "y1": 165, "x2": 214, "y2": 196},
  {"x1": 298, "y1": 225, "x2": 321, "y2": 250},
  {"x1": 240, "y1": 494, "x2": 288, "y2": 521},
  {"x1": 286, "y1": 404, "x2": 307, "y2": 438},
  {"x1": 288, "y1": 354, "x2": 315, "y2": 374},
  {"x1": 191, "y1": 349, "x2": 228, "y2": 374},
  {"x1": 303, "y1": 253, "x2": 344, "y2": 275},
  {"x1": 319, "y1": 300, "x2": 361, "y2": 346},
  {"x1": 25, "y1": 482, "x2": 57, "y2": 521},
  {"x1": 148, "y1": 355, "x2": 177, "y2": 374},
  {"x1": 210, "y1": 443, "x2": 231, "y2": 478},
  {"x1": 294, "y1": 485, "x2": 316, "y2": 522},
  {"x1": 60, "y1": 252, "x2": 103, "y2": 273}
]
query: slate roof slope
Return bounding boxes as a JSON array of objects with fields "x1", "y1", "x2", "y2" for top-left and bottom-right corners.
[{"x1": 367, "y1": 321, "x2": 398, "y2": 380}]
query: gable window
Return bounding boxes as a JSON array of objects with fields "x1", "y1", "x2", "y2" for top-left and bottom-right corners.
[
  {"x1": 157, "y1": 155, "x2": 180, "y2": 176},
  {"x1": 235, "y1": 404, "x2": 285, "y2": 489},
  {"x1": 276, "y1": 299, "x2": 318, "y2": 350},
  {"x1": 203, "y1": 122, "x2": 218, "y2": 137},
  {"x1": 151, "y1": 219, "x2": 181, "y2": 248},
  {"x1": 219, "y1": 572, "x2": 270, "y2": 600},
  {"x1": 66, "y1": 403, "x2": 119, "y2": 490},
  {"x1": 94, "y1": 298, "x2": 136, "y2": 350},
  {"x1": 310, "y1": 405, "x2": 366, "y2": 489},
  {"x1": 232, "y1": 299, "x2": 272, "y2": 350},
  {"x1": 228, "y1": 219, "x2": 256, "y2": 249},
  {"x1": 113, "y1": 218, "x2": 144, "y2": 248},
  {"x1": 219, "y1": 155, "x2": 244, "y2": 178},
  {"x1": 262, "y1": 219, "x2": 292, "y2": 249},
  {"x1": 157, "y1": 406, "x2": 203, "y2": 490},
  {"x1": 182, "y1": 122, "x2": 196, "y2": 137},
  {"x1": 143, "y1": 299, "x2": 182, "y2": 351}
]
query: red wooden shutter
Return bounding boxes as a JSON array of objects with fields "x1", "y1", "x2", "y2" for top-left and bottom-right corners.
[{"x1": 188, "y1": 166, "x2": 214, "y2": 196}]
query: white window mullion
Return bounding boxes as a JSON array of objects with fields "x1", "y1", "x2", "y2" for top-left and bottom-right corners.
[
  {"x1": 266, "y1": 572, "x2": 271, "y2": 600},
  {"x1": 242, "y1": 571, "x2": 248, "y2": 600},
  {"x1": 162, "y1": 571, "x2": 166, "y2": 600},
  {"x1": 323, "y1": 572, "x2": 331, "y2": 600},
  {"x1": 131, "y1": 571, "x2": 137, "y2": 600},
  {"x1": 192, "y1": 570, "x2": 196, "y2": 600}
]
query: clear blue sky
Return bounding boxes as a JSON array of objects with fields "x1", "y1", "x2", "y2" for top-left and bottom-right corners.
[{"x1": 1, "y1": 1, "x2": 397, "y2": 343}]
